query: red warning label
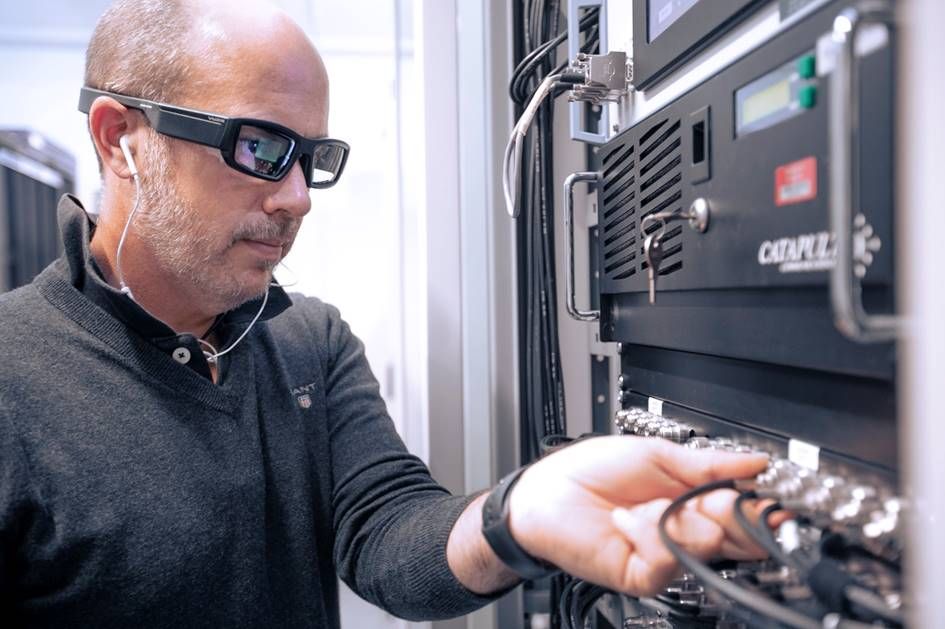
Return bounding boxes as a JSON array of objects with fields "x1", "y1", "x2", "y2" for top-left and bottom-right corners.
[{"x1": 775, "y1": 156, "x2": 817, "y2": 206}]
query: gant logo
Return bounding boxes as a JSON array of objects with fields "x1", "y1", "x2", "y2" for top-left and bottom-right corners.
[{"x1": 291, "y1": 381, "x2": 318, "y2": 409}]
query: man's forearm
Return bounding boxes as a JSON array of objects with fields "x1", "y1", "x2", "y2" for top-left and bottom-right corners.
[{"x1": 446, "y1": 493, "x2": 522, "y2": 595}]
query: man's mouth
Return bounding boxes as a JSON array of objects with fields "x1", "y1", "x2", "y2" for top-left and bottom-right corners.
[{"x1": 241, "y1": 238, "x2": 285, "y2": 260}]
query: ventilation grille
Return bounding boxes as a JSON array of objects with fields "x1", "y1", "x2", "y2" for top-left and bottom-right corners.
[
  {"x1": 599, "y1": 139, "x2": 638, "y2": 280},
  {"x1": 599, "y1": 117, "x2": 684, "y2": 286}
]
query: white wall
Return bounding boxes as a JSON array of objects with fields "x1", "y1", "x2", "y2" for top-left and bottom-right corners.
[{"x1": 0, "y1": 0, "x2": 112, "y2": 204}]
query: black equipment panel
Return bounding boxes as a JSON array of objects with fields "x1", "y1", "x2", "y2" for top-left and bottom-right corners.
[
  {"x1": 619, "y1": 345, "x2": 898, "y2": 470},
  {"x1": 632, "y1": 0, "x2": 767, "y2": 89},
  {"x1": 598, "y1": 3, "x2": 898, "y2": 472},
  {"x1": 598, "y1": 2, "x2": 895, "y2": 381}
]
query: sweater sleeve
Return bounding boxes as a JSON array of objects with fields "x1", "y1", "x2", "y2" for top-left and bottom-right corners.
[
  {"x1": 0, "y1": 400, "x2": 34, "y2": 603},
  {"x1": 310, "y1": 301, "x2": 501, "y2": 621}
]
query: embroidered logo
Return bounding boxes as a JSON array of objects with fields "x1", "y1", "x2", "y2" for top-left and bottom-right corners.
[{"x1": 292, "y1": 381, "x2": 318, "y2": 409}]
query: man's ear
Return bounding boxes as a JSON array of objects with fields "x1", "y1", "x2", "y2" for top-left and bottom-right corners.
[{"x1": 88, "y1": 97, "x2": 144, "y2": 180}]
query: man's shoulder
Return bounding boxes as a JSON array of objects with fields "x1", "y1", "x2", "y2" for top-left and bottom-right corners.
[
  {"x1": 273, "y1": 293, "x2": 341, "y2": 329},
  {"x1": 267, "y1": 293, "x2": 347, "y2": 346},
  {"x1": 264, "y1": 294, "x2": 354, "y2": 374},
  {"x1": 0, "y1": 283, "x2": 53, "y2": 339},
  {"x1": 0, "y1": 282, "x2": 68, "y2": 393}
]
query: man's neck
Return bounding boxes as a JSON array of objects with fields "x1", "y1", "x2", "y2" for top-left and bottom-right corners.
[{"x1": 89, "y1": 225, "x2": 220, "y2": 338}]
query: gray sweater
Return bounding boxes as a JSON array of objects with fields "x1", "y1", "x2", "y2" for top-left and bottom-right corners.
[{"x1": 0, "y1": 196, "x2": 495, "y2": 627}]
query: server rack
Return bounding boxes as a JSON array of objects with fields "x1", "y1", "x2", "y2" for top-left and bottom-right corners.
[
  {"x1": 0, "y1": 129, "x2": 75, "y2": 293},
  {"x1": 550, "y1": 0, "x2": 905, "y2": 626}
]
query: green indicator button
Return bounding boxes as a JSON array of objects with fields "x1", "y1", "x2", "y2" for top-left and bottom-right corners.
[
  {"x1": 797, "y1": 54, "x2": 817, "y2": 79},
  {"x1": 799, "y1": 85, "x2": 817, "y2": 109}
]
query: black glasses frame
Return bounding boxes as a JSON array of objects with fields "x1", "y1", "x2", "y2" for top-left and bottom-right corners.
[{"x1": 78, "y1": 86, "x2": 349, "y2": 188}]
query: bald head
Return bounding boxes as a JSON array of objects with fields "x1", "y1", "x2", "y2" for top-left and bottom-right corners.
[
  {"x1": 86, "y1": 0, "x2": 196, "y2": 104},
  {"x1": 85, "y1": 0, "x2": 329, "y2": 177},
  {"x1": 85, "y1": 0, "x2": 326, "y2": 110}
]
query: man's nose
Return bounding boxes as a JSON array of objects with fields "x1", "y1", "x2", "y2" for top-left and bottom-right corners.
[{"x1": 263, "y1": 161, "x2": 312, "y2": 218}]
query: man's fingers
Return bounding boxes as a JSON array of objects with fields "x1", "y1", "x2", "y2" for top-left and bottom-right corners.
[
  {"x1": 690, "y1": 490, "x2": 769, "y2": 560},
  {"x1": 648, "y1": 439, "x2": 769, "y2": 490},
  {"x1": 611, "y1": 499, "x2": 726, "y2": 596}
]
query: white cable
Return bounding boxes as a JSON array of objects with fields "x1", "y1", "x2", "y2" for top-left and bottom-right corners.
[
  {"x1": 117, "y1": 135, "x2": 141, "y2": 299},
  {"x1": 198, "y1": 287, "x2": 269, "y2": 365},
  {"x1": 115, "y1": 135, "x2": 269, "y2": 369},
  {"x1": 270, "y1": 261, "x2": 299, "y2": 288},
  {"x1": 115, "y1": 174, "x2": 142, "y2": 299},
  {"x1": 503, "y1": 73, "x2": 562, "y2": 218}
]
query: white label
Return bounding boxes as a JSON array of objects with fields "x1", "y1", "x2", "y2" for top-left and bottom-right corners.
[
  {"x1": 788, "y1": 439, "x2": 820, "y2": 471},
  {"x1": 647, "y1": 397, "x2": 664, "y2": 416}
]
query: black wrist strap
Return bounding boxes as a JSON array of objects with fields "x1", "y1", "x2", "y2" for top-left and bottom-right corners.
[{"x1": 481, "y1": 467, "x2": 560, "y2": 580}]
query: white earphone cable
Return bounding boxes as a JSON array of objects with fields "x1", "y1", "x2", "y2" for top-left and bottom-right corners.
[
  {"x1": 198, "y1": 287, "x2": 270, "y2": 365},
  {"x1": 117, "y1": 135, "x2": 142, "y2": 299},
  {"x1": 115, "y1": 134, "x2": 270, "y2": 368}
]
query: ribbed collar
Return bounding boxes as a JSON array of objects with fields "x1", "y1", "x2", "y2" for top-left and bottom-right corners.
[{"x1": 55, "y1": 194, "x2": 291, "y2": 333}]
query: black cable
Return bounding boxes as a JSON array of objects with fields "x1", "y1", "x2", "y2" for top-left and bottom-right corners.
[
  {"x1": 511, "y1": 5, "x2": 596, "y2": 103},
  {"x1": 513, "y1": 19, "x2": 600, "y2": 106},
  {"x1": 549, "y1": 573, "x2": 565, "y2": 629},
  {"x1": 558, "y1": 578, "x2": 578, "y2": 629},
  {"x1": 568, "y1": 580, "x2": 589, "y2": 629},
  {"x1": 516, "y1": 0, "x2": 572, "y2": 464},
  {"x1": 733, "y1": 492, "x2": 802, "y2": 571},
  {"x1": 737, "y1": 498, "x2": 903, "y2": 625},
  {"x1": 819, "y1": 532, "x2": 902, "y2": 574},
  {"x1": 510, "y1": 8, "x2": 600, "y2": 104},
  {"x1": 657, "y1": 479, "x2": 823, "y2": 629},
  {"x1": 577, "y1": 585, "x2": 608, "y2": 627},
  {"x1": 845, "y1": 584, "x2": 905, "y2": 625}
]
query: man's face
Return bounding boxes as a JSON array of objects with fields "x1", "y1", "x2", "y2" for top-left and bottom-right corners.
[{"x1": 131, "y1": 12, "x2": 329, "y2": 312}]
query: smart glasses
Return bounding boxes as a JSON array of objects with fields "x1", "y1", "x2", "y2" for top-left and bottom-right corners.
[{"x1": 78, "y1": 87, "x2": 349, "y2": 188}]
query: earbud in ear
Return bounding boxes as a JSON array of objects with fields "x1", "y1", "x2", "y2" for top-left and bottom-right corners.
[{"x1": 119, "y1": 134, "x2": 139, "y2": 177}]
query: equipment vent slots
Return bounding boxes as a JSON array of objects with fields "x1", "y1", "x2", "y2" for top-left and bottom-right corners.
[
  {"x1": 638, "y1": 117, "x2": 684, "y2": 277},
  {"x1": 600, "y1": 116, "x2": 685, "y2": 286},
  {"x1": 600, "y1": 140, "x2": 638, "y2": 280}
]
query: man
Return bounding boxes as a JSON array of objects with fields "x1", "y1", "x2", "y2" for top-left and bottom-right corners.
[{"x1": 0, "y1": 1, "x2": 772, "y2": 626}]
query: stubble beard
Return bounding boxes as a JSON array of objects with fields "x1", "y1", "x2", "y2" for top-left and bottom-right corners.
[{"x1": 133, "y1": 137, "x2": 296, "y2": 312}]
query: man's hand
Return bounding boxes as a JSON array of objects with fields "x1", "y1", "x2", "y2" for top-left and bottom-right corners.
[{"x1": 506, "y1": 436, "x2": 771, "y2": 596}]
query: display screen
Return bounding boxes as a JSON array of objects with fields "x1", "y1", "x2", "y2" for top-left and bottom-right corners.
[
  {"x1": 648, "y1": 0, "x2": 702, "y2": 41},
  {"x1": 735, "y1": 52, "x2": 816, "y2": 137},
  {"x1": 741, "y1": 78, "x2": 792, "y2": 129}
]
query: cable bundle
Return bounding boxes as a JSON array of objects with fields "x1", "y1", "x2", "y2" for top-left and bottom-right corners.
[
  {"x1": 557, "y1": 579, "x2": 609, "y2": 629},
  {"x1": 659, "y1": 481, "x2": 903, "y2": 628},
  {"x1": 509, "y1": 5, "x2": 600, "y2": 627},
  {"x1": 513, "y1": 0, "x2": 568, "y2": 469},
  {"x1": 511, "y1": 0, "x2": 599, "y2": 466}
]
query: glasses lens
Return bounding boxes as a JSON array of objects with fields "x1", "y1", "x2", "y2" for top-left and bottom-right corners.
[
  {"x1": 235, "y1": 125, "x2": 294, "y2": 177},
  {"x1": 310, "y1": 142, "x2": 348, "y2": 186}
]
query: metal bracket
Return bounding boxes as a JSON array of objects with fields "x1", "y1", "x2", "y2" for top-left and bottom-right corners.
[
  {"x1": 568, "y1": 0, "x2": 611, "y2": 144},
  {"x1": 564, "y1": 171, "x2": 602, "y2": 321},
  {"x1": 829, "y1": 2, "x2": 900, "y2": 343}
]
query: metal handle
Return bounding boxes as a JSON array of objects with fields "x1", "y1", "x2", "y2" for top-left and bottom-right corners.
[
  {"x1": 564, "y1": 171, "x2": 601, "y2": 321},
  {"x1": 829, "y1": 2, "x2": 900, "y2": 343}
]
